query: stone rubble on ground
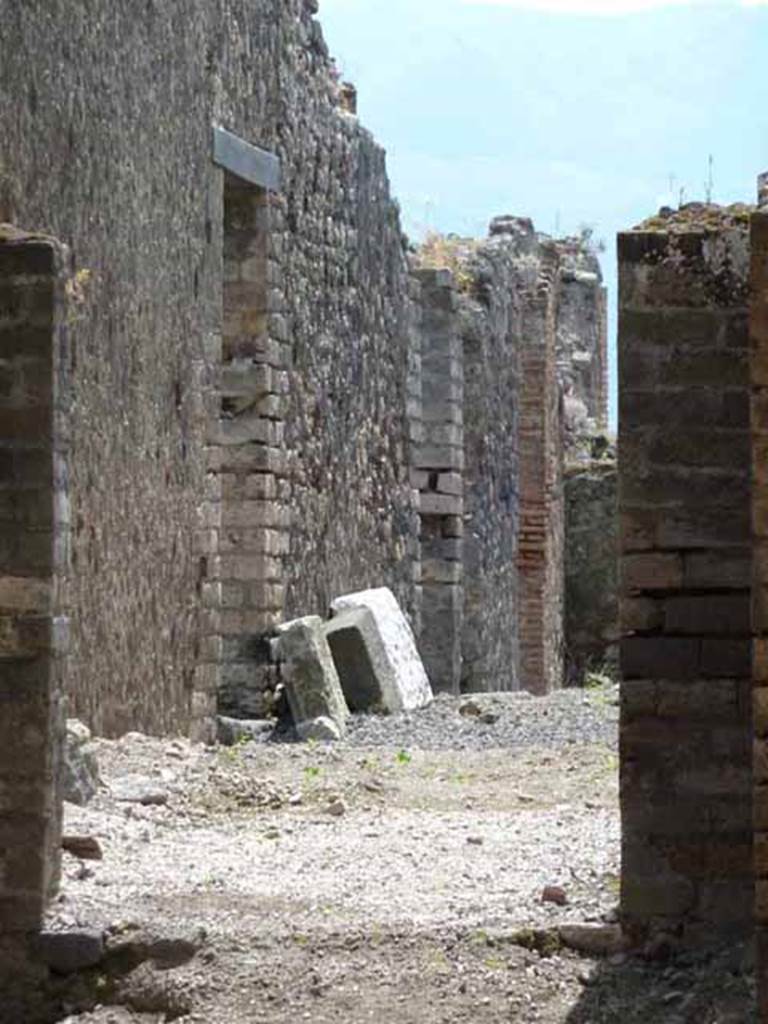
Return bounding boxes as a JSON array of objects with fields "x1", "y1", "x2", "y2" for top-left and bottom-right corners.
[
  {"x1": 62, "y1": 719, "x2": 101, "y2": 805},
  {"x1": 62, "y1": 835, "x2": 103, "y2": 861},
  {"x1": 111, "y1": 776, "x2": 169, "y2": 806},
  {"x1": 216, "y1": 717, "x2": 274, "y2": 747}
]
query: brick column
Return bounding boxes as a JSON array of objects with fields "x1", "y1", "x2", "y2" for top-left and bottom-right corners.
[
  {"x1": 412, "y1": 269, "x2": 463, "y2": 693},
  {"x1": 0, "y1": 231, "x2": 69, "y2": 964},
  {"x1": 619, "y1": 217, "x2": 753, "y2": 945},
  {"x1": 751, "y1": 209, "x2": 768, "y2": 1018},
  {"x1": 518, "y1": 243, "x2": 563, "y2": 694}
]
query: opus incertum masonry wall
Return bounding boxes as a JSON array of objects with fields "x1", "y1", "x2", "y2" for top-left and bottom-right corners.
[
  {"x1": 0, "y1": 230, "x2": 70, "y2": 1002},
  {"x1": 618, "y1": 205, "x2": 754, "y2": 945}
]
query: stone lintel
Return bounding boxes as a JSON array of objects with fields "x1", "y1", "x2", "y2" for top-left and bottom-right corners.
[{"x1": 212, "y1": 126, "x2": 281, "y2": 191}]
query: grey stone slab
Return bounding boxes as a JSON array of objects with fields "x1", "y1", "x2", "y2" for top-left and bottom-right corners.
[
  {"x1": 324, "y1": 607, "x2": 390, "y2": 713},
  {"x1": 213, "y1": 126, "x2": 281, "y2": 191},
  {"x1": 274, "y1": 616, "x2": 349, "y2": 738},
  {"x1": 330, "y1": 588, "x2": 433, "y2": 712},
  {"x1": 34, "y1": 930, "x2": 104, "y2": 974}
]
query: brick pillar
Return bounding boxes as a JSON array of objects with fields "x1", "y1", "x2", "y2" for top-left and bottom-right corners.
[
  {"x1": 0, "y1": 230, "x2": 69, "y2": 977},
  {"x1": 752, "y1": 209, "x2": 768, "y2": 1019},
  {"x1": 619, "y1": 219, "x2": 753, "y2": 945},
  {"x1": 518, "y1": 243, "x2": 563, "y2": 694},
  {"x1": 412, "y1": 269, "x2": 463, "y2": 693},
  {"x1": 216, "y1": 179, "x2": 288, "y2": 719}
]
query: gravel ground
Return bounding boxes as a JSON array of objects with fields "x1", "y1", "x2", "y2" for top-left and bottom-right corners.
[
  {"x1": 29, "y1": 685, "x2": 755, "y2": 1023},
  {"x1": 328, "y1": 686, "x2": 619, "y2": 751}
]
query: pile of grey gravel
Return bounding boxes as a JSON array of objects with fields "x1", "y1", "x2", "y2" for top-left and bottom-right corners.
[{"x1": 272, "y1": 685, "x2": 619, "y2": 752}]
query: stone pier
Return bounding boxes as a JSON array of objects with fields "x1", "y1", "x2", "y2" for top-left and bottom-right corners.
[
  {"x1": 618, "y1": 206, "x2": 754, "y2": 945},
  {"x1": 0, "y1": 229, "x2": 70, "y2": 1004}
]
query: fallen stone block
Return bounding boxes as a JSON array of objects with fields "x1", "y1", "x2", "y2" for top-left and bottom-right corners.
[
  {"x1": 217, "y1": 716, "x2": 274, "y2": 746},
  {"x1": 559, "y1": 924, "x2": 628, "y2": 957},
  {"x1": 34, "y1": 929, "x2": 105, "y2": 974},
  {"x1": 62, "y1": 719, "x2": 100, "y2": 805},
  {"x1": 295, "y1": 716, "x2": 342, "y2": 741},
  {"x1": 324, "y1": 607, "x2": 393, "y2": 712},
  {"x1": 62, "y1": 835, "x2": 103, "y2": 861},
  {"x1": 274, "y1": 615, "x2": 349, "y2": 739},
  {"x1": 330, "y1": 588, "x2": 433, "y2": 712}
]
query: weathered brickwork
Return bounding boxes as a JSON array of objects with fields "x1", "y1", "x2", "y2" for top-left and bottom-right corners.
[
  {"x1": 619, "y1": 206, "x2": 754, "y2": 945},
  {"x1": 412, "y1": 269, "x2": 464, "y2": 693},
  {"x1": 751, "y1": 209, "x2": 768, "y2": 1018},
  {"x1": 517, "y1": 231, "x2": 565, "y2": 695},
  {"x1": 564, "y1": 461, "x2": 618, "y2": 684},
  {"x1": 0, "y1": 232, "x2": 70, "y2": 996}
]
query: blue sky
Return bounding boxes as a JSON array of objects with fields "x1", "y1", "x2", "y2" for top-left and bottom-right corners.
[{"x1": 318, "y1": 0, "x2": 768, "y2": 426}]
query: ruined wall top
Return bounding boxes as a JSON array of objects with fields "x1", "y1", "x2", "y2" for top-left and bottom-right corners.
[{"x1": 620, "y1": 203, "x2": 754, "y2": 311}]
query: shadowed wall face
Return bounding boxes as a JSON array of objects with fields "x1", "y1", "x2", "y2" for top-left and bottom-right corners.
[
  {"x1": 618, "y1": 212, "x2": 753, "y2": 945},
  {"x1": 0, "y1": 234, "x2": 69, "y2": 981},
  {"x1": 751, "y1": 210, "x2": 768, "y2": 1018}
]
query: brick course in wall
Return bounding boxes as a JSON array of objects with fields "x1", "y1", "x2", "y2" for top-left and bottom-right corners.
[
  {"x1": 618, "y1": 208, "x2": 754, "y2": 946},
  {"x1": 751, "y1": 208, "x2": 768, "y2": 1019},
  {"x1": 0, "y1": 230, "x2": 70, "y2": 1003}
]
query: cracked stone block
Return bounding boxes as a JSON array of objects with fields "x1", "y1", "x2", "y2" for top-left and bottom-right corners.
[
  {"x1": 329, "y1": 588, "x2": 433, "y2": 712},
  {"x1": 324, "y1": 607, "x2": 397, "y2": 713},
  {"x1": 34, "y1": 930, "x2": 105, "y2": 974},
  {"x1": 274, "y1": 615, "x2": 349, "y2": 738}
]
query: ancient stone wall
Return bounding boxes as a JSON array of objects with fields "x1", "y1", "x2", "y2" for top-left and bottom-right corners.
[
  {"x1": 412, "y1": 222, "x2": 606, "y2": 696},
  {"x1": 0, "y1": 0, "x2": 419, "y2": 730},
  {"x1": 457, "y1": 232, "x2": 524, "y2": 692},
  {"x1": 0, "y1": 231, "x2": 69, "y2": 998},
  {"x1": 556, "y1": 239, "x2": 609, "y2": 447},
  {"x1": 751, "y1": 208, "x2": 768, "y2": 1017},
  {"x1": 619, "y1": 206, "x2": 754, "y2": 945},
  {"x1": 564, "y1": 461, "x2": 618, "y2": 685}
]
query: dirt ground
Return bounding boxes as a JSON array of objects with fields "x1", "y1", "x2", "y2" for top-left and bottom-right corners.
[{"x1": 38, "y1": 696, "x2": 755, "y2": 1024}]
